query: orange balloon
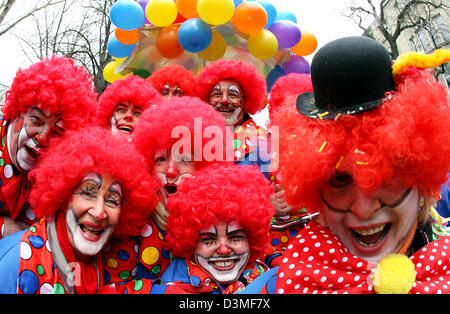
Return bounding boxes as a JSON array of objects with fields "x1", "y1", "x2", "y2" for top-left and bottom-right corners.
[
  {"x1": 176, "y1": 0, "x2": 200, "y2": 18},
  {"x1": 115, "y1": 28, "x2": 139, "y2": 45},
  {"x1": 291, "y1": 30, "x2": 318, "y2": 56},
  {"x1": 233, "y1": 2, "x2": 267, "y2": 34},
  {"x1": 156, "y1": 24, "x2": 184, "y2": 59}
]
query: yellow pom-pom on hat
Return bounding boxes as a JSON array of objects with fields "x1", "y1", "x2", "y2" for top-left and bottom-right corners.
[{"x1": 373, "y1": 254, "x2": 416, "y2": 294}]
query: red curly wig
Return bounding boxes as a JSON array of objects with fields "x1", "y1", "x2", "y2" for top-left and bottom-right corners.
[
  {"x1": 146, "y1": 64, "x2": 197, "y2": 97},
  {"x1": 96, "y1": 74, "x2": 162, "y2": 128},
  {"x1": 196, "y1": 59, "x2": 267, "y2": 115},
  {"x1": 268, "y1": 73, "x2": 313, "y2": 122},
  {"x1": 28, "y1": 127, "x2": 157, "y2": 237},
  {"x1": 272, "y1": 68, "x2": 450, "y2": 213},
  {"x1": 165, "y1": 163, "x2": 274, "y2": 263},
  {"x1": 133, "y1": 96, "x2": 229, "y2": 168},
  {"x1": 2, "y1": 55, "x2": 97, "y2": 130}
]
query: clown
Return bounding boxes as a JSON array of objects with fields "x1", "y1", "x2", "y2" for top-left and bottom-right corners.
[
  {"x1": 0, "y1": 55, "x2": 98, "y2": 239},
  {"x1": 96, "y1": 74, "x2": 161, "y2": 142},
  {"x1": 0, "y1": 127, "x2": 157, "y2": 294},
  {"x1": 102, "y1": 96, "x2": 228, "y2": 284},
  {"x1": 262, "y1": 36, "x2": 450, "y2": 294},
  {"x1": 146, "y1": 64, "x2": 197, "y2": 99},
  {"x1": 105, "y1": 163, "x2": 275, "y2": 294},
  {"x1": 196, "y1": 59, "x2": 272, "y2": 177}
]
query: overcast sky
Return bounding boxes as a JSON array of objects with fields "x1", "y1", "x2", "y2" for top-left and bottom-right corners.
[{"x1": 0, "y1": 0, "x2": 363, "y2": 90}]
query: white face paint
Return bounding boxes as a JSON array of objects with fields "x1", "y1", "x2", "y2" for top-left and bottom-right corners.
[
  {"x1": 65, "y1": 173, "x2": 122, "y2": 258},
  {"x1": 66, "y1": 207, "x2": 115, "y2": 256},
  {"x1": 15, "y1": 126, "x2": 39, "y2": 171},
  {"x1": 194, "y1": 221, "x2": 250, "y2": 285}
]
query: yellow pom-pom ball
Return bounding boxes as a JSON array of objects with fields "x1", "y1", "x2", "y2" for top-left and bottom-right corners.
[{"x1": 373, "y1": 254, "x2": 416, "y2": 294}]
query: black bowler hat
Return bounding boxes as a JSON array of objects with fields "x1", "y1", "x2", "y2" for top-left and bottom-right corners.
[{"x1": 296, "y1": 36, "x2": 395, "y2": 120}]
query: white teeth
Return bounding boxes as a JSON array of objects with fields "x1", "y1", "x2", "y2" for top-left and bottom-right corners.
[
  {"x1": 82, "y1": 225, "x2": 103, "y2": 235},
  {"x1": 353, "y1": 224, "x2": 385, "y2": 236},
  {"x1": 214, "y1": 260, "x2": 234, "y2": 267}
]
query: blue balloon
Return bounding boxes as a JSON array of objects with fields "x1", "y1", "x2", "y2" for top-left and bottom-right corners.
[
  {"x1": 110, "y1": 0, "x2": 145, "y2": 30},
  {"x1": 275, "y1": 9, "x2": 297, "y2": 24},
  {"x1": 233, "y1": 0, "x2": 244, "y2": 7},
  {"x1": 256, "y1": 0, "x2": 277, "y2": 28},
  {"x1": 107, "y1": 35, "x2": 136, "y2": 58},
  {"x1": 266, "y1": 65, "x2": 285, "y2": 92},
  {"x1": 178, "y1": 19, "x2": 212, "y2": 53}
]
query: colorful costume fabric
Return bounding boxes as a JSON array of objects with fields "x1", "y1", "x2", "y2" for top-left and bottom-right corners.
[
  {"x1": 113, "y1": 257, "x2": 272, "y2": 294},
  {"x1": 234, "y1": 118, "x2": 272, "y2": 180},
  {"x1": 436, "y1": 177, "x2": 450, "y2": 223},
  {"x1": 0, "y1": 218, "x2": 103, "y2": 294},
  {"x1": 272, "y1": 220, "x2": 450, "y2": 294},
  {"x1": 103, "y1": 215, "x2": 171, "y2": 284}
]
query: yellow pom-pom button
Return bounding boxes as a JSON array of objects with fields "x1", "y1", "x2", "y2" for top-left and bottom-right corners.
[{"x1": 373, "y1": 254, "x2": 416, "y2": 294}]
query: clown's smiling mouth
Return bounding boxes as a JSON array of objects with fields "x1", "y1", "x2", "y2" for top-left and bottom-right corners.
[
  {"x1": 209, "y1": 258, "x2": 238, "y2": 271},
  {"x1": 118, "y1": 125, "x2": 133, "y2": 133},
  {"x1": 25, "y1": 146, "x2": 39, "y2": 159},
  {"x1": 351, "y1": 223, "x2": 391, "y2": 247}
]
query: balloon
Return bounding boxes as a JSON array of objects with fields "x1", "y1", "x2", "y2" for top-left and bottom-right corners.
[
  {"x1": 133, "y1": 69, "x2": 151, "y2": 79},
  {"x1": 107, "y1": 34, "x2": 137, "y2": 58},
  {"x1": 275, "y1": 9, "x2": 297, "y2": 23},
  {"x1": 282, "y1": 55, "x2": 310, "y2": 74},
  {"x1": 115, "y1": 28, "x2": 139, "y2": 45},
  {"x1": 145, "y1": 0, "x2": 177, "y2": 27},
  {"x1": 197, "y1": 0, "x2": 234, "y2": 25},
  {"x1": 256, "y1": 0, "x2": 277, "y2": 28},
  {"x1": 233, "y1": 0, "x2": 244, "y2": 7},
  {"x1": 291, "y1": 30, "x2": 318, "y2": 56},
  {"x1": 110, "y1": 0, "x2": 145, "y2": 30},
  {"x1": 177, "y1": 18, "x2": 212, "y2": 53},
  {"x1": 198, "y1": 30, "x2": 226, "y2": 61},
  {"x1": 233, "y1": 2, "x2": 267, "y2": 34},
  {"x1": 137, "y1": 0, "x2": 151, "y2": 24},
  {"x1": 103, "y1": 60, "x2": 127, "y2": 83},
  {"x1": 156, "y1": 24, "x2": 184, "y2": 58},
  {"x1": 174, "y1": 12, "x2": 188, "y2": 24},
  {"x1": 266, "y1": 65, "x2": 285, "y2": 92},
  {"x1": 268, "y1": 20, "x2": 301, "y2": 48},
  {"x1": 247, "y1": 29, "x2": 278, "y2": 60},
  {"x1": 176, "y1": 0, "x2": 200, "y2": 19}
]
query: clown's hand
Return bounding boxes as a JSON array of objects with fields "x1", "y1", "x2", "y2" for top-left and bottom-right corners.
[{"x1": 270, "y1": 184, "x2": 294, "y2": 217}]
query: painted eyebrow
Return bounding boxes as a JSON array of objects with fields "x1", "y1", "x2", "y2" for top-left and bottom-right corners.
[
  {"x1": 227, "y1": 229, "x2": 246, "y2": 237},
  {"x1": 31, "y1": 107, "x2": 53, "y2": 119},
  {"x1": 199, "y1": 225, "x2": 218, "y2": 237},
  {"x1": 227, "y1": 85, "x2": 241, "y2": 94},
  {"x1": 387, "y1": 187, "x2": 412, "y2": 208},
  {"x1": 79, "y1": 173, "x2": 102, "y2": 187},
  {"x1": 109, "y1": 182, "x2": 123, "y2": 198}
]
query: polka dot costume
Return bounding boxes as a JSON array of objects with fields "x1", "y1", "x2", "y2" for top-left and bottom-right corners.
[
  {"x1": 233, "y1": 119, "x2": 270, "y2": 162},
  {"x1": 103, "y1": 217, "x2": 171, "y2": 284},
  {"x1": 17, "y1": 221, "x2": 67, "y2": 294},
  {"x1": 276, "y1": 220, "x2": 450, "y2": 294}
]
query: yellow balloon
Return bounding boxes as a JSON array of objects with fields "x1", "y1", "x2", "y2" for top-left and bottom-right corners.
[
  {"x1": 146, "y1": 0, "x2": 177, "y2": 27},
  {"x1": 248, "y1": 29, "x2": 278, "y2": 60},
  {"x1": 103, "y1": 60, "x2": 127, "y2": 83},
  {"x1": 197, "y1": 0, "x2": 234, "y2": 25},
  {"x1": 198, "y1": 30, "x2": 226, "y2": 61}
]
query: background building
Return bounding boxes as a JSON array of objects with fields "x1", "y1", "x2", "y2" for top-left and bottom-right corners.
[{"x1": 363, "y1": 0, "x2": 449, "y2": 87}]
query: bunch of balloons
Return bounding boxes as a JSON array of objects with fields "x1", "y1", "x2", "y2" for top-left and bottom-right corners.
[{"x1": 105, "y1": 0, "x2": 318, "y2": 83}]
